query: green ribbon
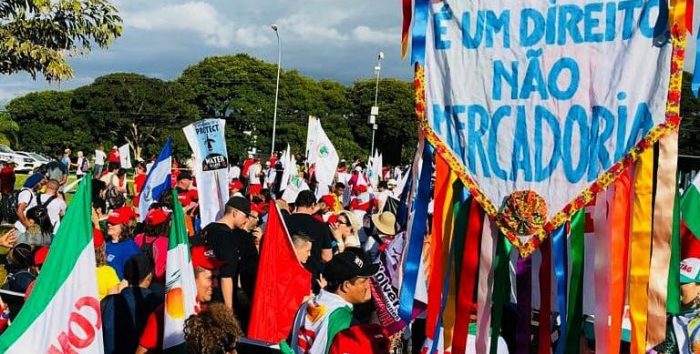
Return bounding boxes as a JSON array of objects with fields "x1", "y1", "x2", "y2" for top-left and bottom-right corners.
[
  {"x1": 452, "y1": 180, "x2": 469, "y2": 286},
  {"x1": 667, "y1": 177, "x2": 681, "y2": 315},
  {"x1": 490, "y1": 234, "x2": 512, "y2": 354},
  {"x1": 565, "y1": 209, "x2": 585, "y2": 354}
]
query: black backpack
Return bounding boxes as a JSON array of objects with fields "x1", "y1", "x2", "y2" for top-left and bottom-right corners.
[
  {"x1": 105, "y1": 185, "x2": 125, "y2": 209},
  {"x1": 2, "y1": 188, "x2": 33, "y2": 224},
  {"x1": 26, "y1": 194, "x2": 57, "y2": 234},
  {"x1": 139, "y1": 235, "x2": 158, "y2": 264}
]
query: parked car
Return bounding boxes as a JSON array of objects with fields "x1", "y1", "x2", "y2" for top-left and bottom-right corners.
[
  {"x1": 0, "y1": 145, "x2": 34, "y2": 173},
  {"x1": 16, "y1": 152, "x2": 46, "y2": 171}
]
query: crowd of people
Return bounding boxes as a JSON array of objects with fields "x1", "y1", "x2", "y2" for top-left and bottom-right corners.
[{"x1": 0, "y1": 145, "x2": 408, "y2": 354}]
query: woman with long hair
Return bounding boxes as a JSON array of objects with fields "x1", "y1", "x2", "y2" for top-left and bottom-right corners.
[
  {"x1": 104, "y1": 209, "x2": 140, "y2": 280},
  {"x1": 184, "y1": 303, "x2": 242, "y2": 354}
]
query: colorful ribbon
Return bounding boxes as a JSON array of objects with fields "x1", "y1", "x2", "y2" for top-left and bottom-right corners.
[
  {"x1": 668, "y1": 175, "x2": 682, "y2": 315},
  {"x1": 610, "y1": 168, "x2": 632, "y2": 354},
  {"x1": 453, "y1": 199, "x2": 483, "y2": 354},
  {"x1": 647, "y1": 130, "x2": 679, "y2": 347},
  {"x1": 565, "y1": 210, "x2": 585, "y2": 354},
  {"x1": 538, "y1": 239, "x2": 552, "y2": 354},
  {"x1": 439, "y1": 180, "x2": 464, "y2": 351},
  {"x1": 630, "y1": 148, "x2": 654, "y2": 354},
  {"x1": 490, "y1": 234, "x2": 511, "y2": 354},
  {"x1": 693, "y1": 24, "x2": 700, "y2": 97},
  {"x1": 411, "y1": 0, "x2": 429, "y2": 65},
  {"x1": 670, "y1": 0, "x2": 689, "y2": 34},
  {"x1": 401, "y1": 0, "x2": 412, "y2": 59},
  {"x1": 398, "y1": 141, "x2": 433, "y2": 323},
  {"x1": 552, "y1": 225, "x2": 568, "y2": 354},
  {"x1": 476, "y1": 216, "x2": 497, "y2": 354},
  {"x1": 516, "y1": 256, "x2": 532, "y2": 354},
  {"x1": 593, "y1": 189, "x2": 613, "y2": 354},
  {"x1": 425, "y1": 153, "x2": 454, "y2": 351}
]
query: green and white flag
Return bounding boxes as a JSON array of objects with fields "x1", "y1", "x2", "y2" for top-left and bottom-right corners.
[
  {"x1": 163, "y1": 189, "x2": 197, "y2": 353},
  {"x1": 682, "y1": 173, "x2": 700, "y2": 238},
  {"x1": 0, "y1": 178, "x2": 102, "y2": 353}
]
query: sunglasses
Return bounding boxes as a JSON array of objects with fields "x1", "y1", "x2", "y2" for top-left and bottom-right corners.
[{"x1": 336, "y1": 218, "x2": 351, "y2": 227}]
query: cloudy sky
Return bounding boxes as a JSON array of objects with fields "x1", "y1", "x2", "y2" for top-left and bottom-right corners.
[{"x1": 0, "y1": 0, "x2": 413, "y2": 105}]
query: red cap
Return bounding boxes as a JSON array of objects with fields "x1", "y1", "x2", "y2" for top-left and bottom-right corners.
[
  {"x1": 327, "y1": 214, "x2": 339, "y2": 225},
  {"x1": 320, "y1": 195, "x2": 335, "y2": 207},
  {"x1": 191, "y1": 246, "x2": 224, "y2": 270},
  {"x1": 34, "y1": 246, "x2": 49, "y2": 266},
  {"x1": 93, "y1": 228, "x2": 105, "y2": 248},
  {"x1": 251, "y1": 203, "x2": 263, "y2": 215},
  {"x1": 229, "y1": 180, "x2": 244, "y2": 191},
  {"x1": 145, "y1": 209, "x2": 169, "y2": 226},
  {"x1": 107, "y1": 209, "x2": 131, "y2": 225},
  {"x1": 116, "y1": 206, "x2": 137, "y2": 222},
  {"x1": 354, "y1": 185, "x2": 368, "y2": 193}
]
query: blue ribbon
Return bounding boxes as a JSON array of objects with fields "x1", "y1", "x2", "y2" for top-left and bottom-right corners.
[
  {"x1": 398, "y1": 142, "x2": 433, "y2": 323},
  {"x1": 552, "y1": 225, "x2": 568, "y2": 354},
  {"x1": 693, "y1": 25, "x2": 700, "y2": 97},
  {"x1": 411, "y1": 0, "x2": 429, "y2": 65}
]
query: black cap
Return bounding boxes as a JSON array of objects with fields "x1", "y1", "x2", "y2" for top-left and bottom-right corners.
[
  {"x1": 323, "y1": 251, "x2": 379, "y2": 283},
  {"x1": 226, "y1": 196, "x2": 251, "y2": 216},
  {"x1": 123, "y1": 253, "x2": 154, "y2": 285}
]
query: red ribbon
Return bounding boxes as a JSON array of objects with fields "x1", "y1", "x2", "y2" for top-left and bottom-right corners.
[
  {"x1": 452, "y1": 199, "x2": 483, "y2": 354},
  {"x1": 401, "y1": 0, "x2": 413, "y2": 58}
]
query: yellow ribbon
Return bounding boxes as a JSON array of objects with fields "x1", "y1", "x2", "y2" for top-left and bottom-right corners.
[
  {"x1": 630, "y1": 148, "x2": 654, "y2": 354},
  {"x1": 441, "y1": 173, "x2": 458, "y2": 350},
  {"x1": 670, "y1": 0, "x2": 688, "y2": 34},
  {"x1": 647, "y1": 130, "x2": 679, "y2": 348}
]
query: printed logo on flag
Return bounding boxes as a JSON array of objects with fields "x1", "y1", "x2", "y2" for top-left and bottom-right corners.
[{"x1": 194, "y1": 120, "x2": 228, "y2": 171}]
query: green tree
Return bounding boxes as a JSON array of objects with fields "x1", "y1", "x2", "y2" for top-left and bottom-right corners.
[
  {"x1": 0, "y1": 112, "x2": 19, "y2": 147},
  {"x1": 348, "y1": 79, "x2": 418, "y2": 165},
  {"x1": 70, "y1": 73, "x2": 199, "y2": 159},
  {"x1": 0, "y1": 0, "x2": 122, "y2": 81}
]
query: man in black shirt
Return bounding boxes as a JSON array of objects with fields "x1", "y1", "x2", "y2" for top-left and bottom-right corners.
[
  {"x1": 284, "y1": 190, "x2": 333, "y2": 293},
  {"x1": 200, "y1": 196, "x2": 258, "y2": 316}
]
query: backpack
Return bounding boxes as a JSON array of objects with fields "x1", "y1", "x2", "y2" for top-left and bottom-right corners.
[
  {"x1": 138, "y1": 234, "x2": 158, "y2": 264},
  {"x1": 80, "y1": 158, "x2": 89, "y2": 173},
  {"x1": 105, "y1": 185, "x2": 125, "y2": 209},
  {"x1": 26, "y1": 194, "x2": 57, "y2": 234},
  {"x1": 2, "y1": 188, "x2": 33, "y2": 224}
]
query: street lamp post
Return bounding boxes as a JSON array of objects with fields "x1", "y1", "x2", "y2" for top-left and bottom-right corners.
[
  {"x1": 271, "y1": 24, "x2": 281, "y2": 157},
  {"x1": 369, "y1": 51, "x2": 384, "y2": 156}
]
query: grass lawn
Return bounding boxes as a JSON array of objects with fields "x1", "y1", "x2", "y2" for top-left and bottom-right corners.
[{"x1": 15, "y1": 173, "x2": 81, "y2": 204}]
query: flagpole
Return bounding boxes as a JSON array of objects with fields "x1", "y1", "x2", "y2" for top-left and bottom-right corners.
[
  {"x1": 370, "y1": 51, "x2": 384, "y2": 155},
  {"x1": 271, "y1": 24, "x2": 281, "y2": 157}
]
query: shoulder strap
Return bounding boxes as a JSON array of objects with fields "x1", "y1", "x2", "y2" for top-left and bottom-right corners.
[{"x1": 20, "y1": 188, "x2": 34, "y2": 206}]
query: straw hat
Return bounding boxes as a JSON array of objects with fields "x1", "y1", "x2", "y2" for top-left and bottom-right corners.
[{"x1": 372, "y1": 211, "x2": 396, "y2": 236}]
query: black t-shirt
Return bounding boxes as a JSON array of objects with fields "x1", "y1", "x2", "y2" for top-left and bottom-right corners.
[
  {"x1": 201, "y1": 222, "x2": 259, "y2": 302},
  {"x1": 284, "y1": 213, "x2": 333, "y2": 279}
]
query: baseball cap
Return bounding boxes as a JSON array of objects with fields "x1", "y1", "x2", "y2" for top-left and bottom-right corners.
[
  {"x1": 107, "y1": 209, "x2": 131, "y2": 225},
  {"x1": 226, "y1": 196, "x2": 251, "y2": 216},
  {"x1": 34, "y1": 246, "x2": 49, "y2": 266},
  {"x1": 323, "y1": 251, "x2": 379, "y2": 283},
  {"x1": 116, "y1": 206, "x2": 137, "y2": 222},
  {"x1": 320, "y1": 195, "x2": 335, "y2": 207},
  {"x1": 191, "y1": 246, "x2": 224, "y2": 270},
  {"x1": 23, "y1": 173, "x2": 45, "y2": 188},
  {"x1": 145, "y1": 209, "x2": 169, "y2": 226},
  {"x1": 229, "y1": 180, "x2": 244, "y2": 191},
  {"x1": 123, "y1": 253, "x2": 154, "y2": 285}
]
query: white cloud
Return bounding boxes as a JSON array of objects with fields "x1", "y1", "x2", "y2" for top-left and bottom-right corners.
[
  {"x1": 277, "y1": 12, "x2": 349, "y2": 43},
  {"x1": 124, "y1": 1, "x2": 271, "y2": 48},
  {"x1": 352, "y1": 26, "x2": 400, "y2": 44}
]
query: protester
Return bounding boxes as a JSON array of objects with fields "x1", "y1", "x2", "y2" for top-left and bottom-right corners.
[
  {"x1": 183, "y1": 303, "x2": 242, "y2": 354},
  {"x1": 285, "y1": 190, "x2": 334, "y2": 293},
  {"x1": 134, "y1": 208, "x2": 170, "y2": 284},
  {"x1": 248, "y1": 158, "x2": 263, "y2": 198},
  {"x1": 0, "y1": 161, "x2": 16, "y2": 196},
  {"x1": 101, "y1": 253, "x2": 163, "y2": 354},
  {"x1": 31, "y1": 179, "x2": 66, "y2": 237},
  {"x1": 75, "y1": 150, "x2": 90, "y2": 179},
  {"x1": 61, "y1": 148, "x2": 71, "y2": 171},
  {"x1": 229, "y1": 179, "x2": 244, "y2": 198},
  {"x1": 282, "y1": 251, "x2": 378, "y2": 354},
  {"x1": 330, "y1": 211, "x2": 362, "y2": 253},
  {"x1": 94, "y1": 144, "x2": 107, "y2": 178},
  {"x1": 133, "y1": 162, "x2": 147, "y2": 207},
  {"x1": 45, "y1": 153, "x2": 68, "y2": 185},
  {"x1": 107, "y1": 145, "x2": 120, "y2": 170},
  {"x1": 201, "y1": 197, "x2": 257, "y2": 317},
  {"x1": 367, "y1": 211, "x2": 397, "y2": 261},
  {"x1": 14, "y1": 173, "x2": 46, "y2": 235},
  {"x1": 135, "y1": 245, "x2": 221, "y2": 353},
  {"x1": 94, "y1": 228, "x2": 122, "y2": 300},
  {"x1": 104, "y1": 208, "x2": 141, "y2": 279}
]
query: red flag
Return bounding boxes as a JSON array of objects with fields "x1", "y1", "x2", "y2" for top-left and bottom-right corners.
[{"x1": 248, "y1": 201, "x2": 312, "y2": 343}]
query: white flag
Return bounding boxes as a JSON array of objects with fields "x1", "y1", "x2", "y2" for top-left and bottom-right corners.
[
  {"x1": 307, "y1": 119, "x2": 338, "y2": 190},
  {"x1": 119, "y1": 144, "x2": 132, "y2": 169},
  {"x1": 305, "y1": 116, "x2": 321, "y2": 159}
]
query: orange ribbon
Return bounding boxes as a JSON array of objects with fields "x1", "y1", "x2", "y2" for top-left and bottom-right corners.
[
  {"x1": 647, "y1": 130, "x2": 679, "y2": 348},
  {"x1": 630, "y1": 148, "x2": 654, "y2": 354},
  {"x1": 610, "y1": 167, "x2": 632, "y2": 354},
  {"x1": 670, "y1": 0, "x2": 689, "y2": 34}
]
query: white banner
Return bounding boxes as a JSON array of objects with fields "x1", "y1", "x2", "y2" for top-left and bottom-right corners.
[
  {"x1": 119, "y1": 144, "x2": 131, "y2": 169},
  {"x1": 424, "y1": 0, "x2": 673, "y2": 226},
  {"x1": 183, "y1": 119, "x2": 230, "y2": 228}
]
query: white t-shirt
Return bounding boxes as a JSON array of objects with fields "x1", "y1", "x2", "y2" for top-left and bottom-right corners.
[
  {"x1": 248, "y1": 164, "x2": 261, "y2": 185},
  {"x1": 37, "y1": 193, "x2": 67, "y2": 234},
  {"x1": 229, "y1": 165, "x2": 241, "y2": 180},
  {"x1": 14, "y1": 189, "x2": 36, "y2": 233},
  {"x1": 95, "y1": 150, "x2": 107, "y2": 165},
  {"x1": 76, "y1": 157, "x2": 86, "y2": 175}
]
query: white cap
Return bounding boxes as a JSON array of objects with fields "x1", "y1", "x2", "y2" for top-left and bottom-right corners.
[{"x1": 354, "y1": 166, "x2": 362, "y2": 172}]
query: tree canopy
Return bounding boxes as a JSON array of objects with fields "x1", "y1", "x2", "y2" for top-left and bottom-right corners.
[
  {"x1": 6, "y1": 54, "x2": 419, "y2": 165},
  {"x1": 0, "y1": 0, "x2": 122, "y2": 81}
]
